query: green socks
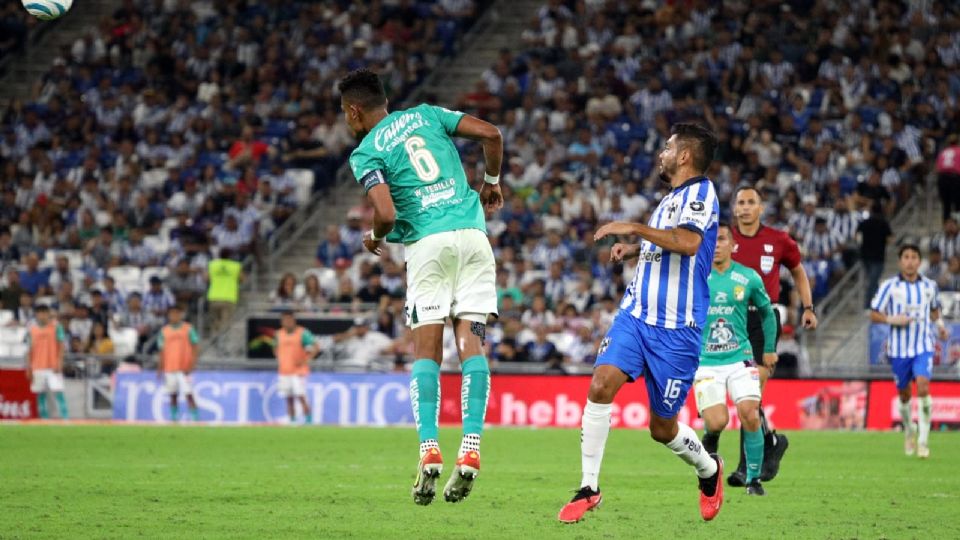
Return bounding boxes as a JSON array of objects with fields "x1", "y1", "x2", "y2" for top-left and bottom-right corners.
[
  {"x1": 410, "y1": 359, "x2": 440, "y2": 443},
  {"x1": 54, "y1": 393, "x2": 68, "y2": 419},
  {"x1": 461, "y1": 356, "x2": 490, "y2": 436},
  {"x1": 37, "y1": 394, "x2": 49, "y2": 419},
  {"x1": 170, "y1": 405, "x2": 179, "y2": 420},
  {"x1": 744, "y1": 428, "x2": 765, "y2": 483}
]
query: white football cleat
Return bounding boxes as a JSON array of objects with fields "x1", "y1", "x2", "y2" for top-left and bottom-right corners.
[{"x1": 443, "y1": 451, "x2": 480, "y2": 503}]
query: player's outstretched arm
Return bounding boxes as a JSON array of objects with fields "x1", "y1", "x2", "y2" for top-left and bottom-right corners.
[
  {"x1": 610, "y1": 243, "x2": 640, "y2": 262},
  {"x1": 595, "y1": 222, "x2": 702, "y2": 256},
  {"x1": 455, "y1": 115, "x2": 504, "y2": 211},
  {"x1": 870, "y1": 310, "x2": 911, "y2": 327},
  {"x1": 789, "y1": 263, "x2": 818, "y2": 329}
]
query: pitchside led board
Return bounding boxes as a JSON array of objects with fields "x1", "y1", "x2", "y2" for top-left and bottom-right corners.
[{"x1": 112, "y1": 372, "x2": 960, "y2": 430}]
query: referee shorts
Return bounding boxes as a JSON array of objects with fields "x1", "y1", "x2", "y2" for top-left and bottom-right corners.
[{"x1": 747, "y1": 306, "x2": 782, "y2": 368}]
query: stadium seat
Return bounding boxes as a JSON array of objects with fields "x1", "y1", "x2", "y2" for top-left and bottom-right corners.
[
  {"x1": 140, "y1": 266, "x2": 170, "y2": 289},
  {"x1": 110, "y1": 327, "x2": 140, "y2": 357},
  {"x1": 108, "y1": 266, "x2": 142, "y2": 294},
  {"x1": 143, "y1": 235, "x2": 169, "y2": 256},
  {"x1": 288, "y1": 169, "x2": 315, "y2": 205},
  {"x1": 0, "y1": 344, "x2": 10, "y2": 358},
  {"x1": 0, "y1": 310, "x2": 13, "y2": 325},
  {"x1": 0, "y1": 326, "x2": 27, "y2": 345}
]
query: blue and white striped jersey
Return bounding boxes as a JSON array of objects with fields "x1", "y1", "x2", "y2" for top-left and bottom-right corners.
[
  {"x1": 620, "y1": 176, "x2": 719, "y2": 329},
  {"x1": 870, "y1": 274, "x2": 942, "y2": 358}
]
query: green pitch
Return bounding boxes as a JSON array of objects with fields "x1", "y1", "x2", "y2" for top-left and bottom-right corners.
[{"x1": 1, "y1": 426, "x2": 958, "y2": 539}]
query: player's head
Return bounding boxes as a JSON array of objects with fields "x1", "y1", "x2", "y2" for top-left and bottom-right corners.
[
  {"x1": 659, "y1": 122, "x2": 717, "y2": 182},
  {"x1": 898, "y1": 244, "x2": 921, "y2": 277},
  {"x1": 280, "y1": 310, "x2": 296, "y2": 330},
  {"x1": 734, "y1": 185, "x2": 763, "y2": 226},
  {"x1": 714, "y1": 221, "x2": 735, "y2": 265},
  {"x1": 338, "y1": 69, "x2": 388, "y2": 138},
  {"x1": 167, "y1": 304, "x2": 184, "y2": 324},
  {"x1": 35, "y1": 304, "x2": 50, "y2": 324}
]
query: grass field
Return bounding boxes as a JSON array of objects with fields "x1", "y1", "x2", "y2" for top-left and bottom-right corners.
[{"x1": 1, "y1": 425, "x2": 958, "y2": 539}]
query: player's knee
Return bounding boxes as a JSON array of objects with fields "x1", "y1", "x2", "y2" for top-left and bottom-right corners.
[
  {"x1": 737, "y1": 401, "x2": 761, "y2": 431},
  {"x1": 916, "y1": 378, "x2": 931, "y2": 396},
  {"x1": 587, "y1": 377, "x2": 617, "y2": 404},
  {"x1": 702, "y1": 411, "x2": 728, "y2": 434},
  {"x1": 648, "y1": 417, "x2": 676, "y2": 444}
]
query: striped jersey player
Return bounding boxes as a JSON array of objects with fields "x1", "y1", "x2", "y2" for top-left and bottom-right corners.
[
  {"x1": 558, "y1": 123, "x2": 725, "y2": 524},
  {"x1": 869, "y1": 244, "x2": 949, "y2": 459}
]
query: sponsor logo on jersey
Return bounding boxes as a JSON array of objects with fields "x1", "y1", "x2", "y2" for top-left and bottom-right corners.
[
  {"x1": 714, "y1": 291, "x2": 728, "y2": 303},
  {"x1": 707, "y1": 305, "x2": 735, "y2": 316},
  {"x1": 374, "y1": 111, "x2": 429, "y2": 152},
  {"x1": 639, "y1": 250, "x2": 662, "y2": 263},
  {"x1": 705, "y1": 317, "x2": 739, "y2": 353}
]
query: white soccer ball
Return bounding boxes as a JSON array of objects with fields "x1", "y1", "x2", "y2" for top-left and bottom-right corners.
[{"x1": 21, "y1": 0, "x2": 73, "y2": 21}]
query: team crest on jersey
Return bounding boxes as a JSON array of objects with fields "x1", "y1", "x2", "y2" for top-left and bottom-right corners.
[
  {"x1": 764, "y1": 243, "x2": 773, "y2": 253},
  {"x1": 597, "y1": 337, "x2": 611, "y2": 357},
  {"x1": 760, "y1": 255, "x2": 774, "y2": 273},
  {"x1": 734, "y1": 285, "x2": 745, "y2": 301}
]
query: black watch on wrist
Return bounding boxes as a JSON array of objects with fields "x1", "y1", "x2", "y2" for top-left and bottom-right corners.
[{"x1": 803, "y1": 305, "x2": 816, "y2": 314}]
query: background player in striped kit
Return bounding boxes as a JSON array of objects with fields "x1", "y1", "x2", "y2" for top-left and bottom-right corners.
[
  {"x1": 558, "y1": 123, "x2": 724, "y2": 524},
  {"x1": 869, "y1": 244, "x2": 949, "y2": 459}
]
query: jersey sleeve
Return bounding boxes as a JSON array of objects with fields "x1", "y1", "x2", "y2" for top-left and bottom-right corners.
[
  {"x1": 749, "y1": 271, "x2": 777, "y2": 353},
  {"x1": 676, "y1": 182, "x2": 716, "y2": 236},
  {"x1": 781, "y1": 233, "x2": 802, "y2": 269},
  {"x1": 930, "y1": 280, "x2": 942, "y2": 311},
  {"x1": 428, "y1": 105, "x2": 466, "y2": 135},
  {"x1": 348, "y1": 146, "x2": 388, "y2": 195},
  {"x1": 870, "y1": 280, "x2": 893, "y2": 314},
  {"x1": 189, "y1": 326, "x2": 199, "y2": 344},
  {"x1": 156, "y1": 329, "x2": 165, "y2": 350},
  {"x1": 56, "y1": 324, "x2": 67, "y2": 343},
  {"x1": 302, "y1": 329, "x2": 317, "y2": 347}
]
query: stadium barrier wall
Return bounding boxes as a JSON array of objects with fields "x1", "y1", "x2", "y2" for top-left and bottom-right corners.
[{"x1": 111, "y1": 372, "x2": 960, "y2": 429}]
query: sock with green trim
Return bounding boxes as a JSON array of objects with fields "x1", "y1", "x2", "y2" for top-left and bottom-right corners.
[
  {"x1": 459, "y1": 355, "x2": 490, "y2": 457},
  {"x1": 54, "y1": 392, "x2": 68, "y2": 419},
  {"x1": 37, "y1": 393, "x2": 49, "y2": 419},
  {"x1": 744, "y1": 428, "x2": 764, "y2": 483},
  {"x1": 410, "y1": 359, "x2": 440, "y2": 446}
]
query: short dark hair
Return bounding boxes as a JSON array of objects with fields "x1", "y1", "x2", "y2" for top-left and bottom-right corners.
[
  {"x1": 671, "y1": 122, "x2": 718, "y2": 173},
  {"x1": 735, "y1": 184, "x2": 763, "y2": 201},
  {"x1": 35, "y1": 305, "x2": 50, "y2": 314},
  {"x1": 899, "y1": 244, "x2": 921, "y2": 258},
  {"x1": 338, "y1": 69, "x2": 387, "y2": 110},
  {"x1": 717, "y1": 220, "x2": 731, "y2": 232}
]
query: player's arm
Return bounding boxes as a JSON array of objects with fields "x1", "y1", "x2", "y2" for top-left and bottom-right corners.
[
  {"x1": 188, "y1": 326, "x2": 200, "y2": 372},
  {"x1": 156, "y1": 331, "x2": 165, "y2": 378},
  {"x1": 24, "y1": 331, "x2": 32, "y2": 382},
  {"x1": 302, "y1": 330, "x2": 319, "y2": 364},
  {"x1": 751, "y1": 276, "x2": 779, "y2": 366},
  {"x1": 868, "y1": 281, "x2": 910, "y2": 326},
  {"x1": 364, "y1": 184, "x2": 395, "y2": 255},
  {"x1": 930, "y1": 283, "x2": 949, "y2": 340},
  {"x1": 782, "y1": 234, "x2": 818, "y2": 329},
  {"x1": 55, "y1": 324, "x2": 66, "y2": 373},
  {"x1": 453, "y1": 114, "x2": 504, "y2": 210},
  {"x1": 595, "y1": 222, "x2": 702, "y2": 256}
]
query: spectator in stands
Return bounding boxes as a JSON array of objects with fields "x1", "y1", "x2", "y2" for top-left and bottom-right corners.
[
  {"x1": 88, "y1": 290, "x2": 110, "y2": 329},
  {"x1": 0, "y1": 228, "x2": 19, "y2": 274},
  {"x1": 122, "y1": 228, "x2": 157, "y2": 268},
  {"x1": 566, "y1": 323, "x2": 598, "y2": 365},
  {"x1": 855, "y1": 170, "x2": 895, "y2": 217},
  {"x1": 15, "y1": 292, "x2": 34, "y2": 324},
  {"x1": 301, "y1": 274, "x2": 326, "y2": 311},
  {"x1": 47, "y1": 255, "x2": 77, "y2": 294},
  {"x1": 920, "y1": 247, "x2": 948, "y2": 284},
  {"x1": 283, "y1": 126, "x2": 330, "y2": 190},
  {"x1": 206, "y1": 248, "x2": 243, "y2": 333},
  {"x1": 524, "y1": 326, "x2": 562, "y2": 366},
  {"x1": 941, "y1": 256, "x2": 960, "y2": 293},
  {"x1": 89, "y1": 321, "x2": 115, "y2": 358},
  {"x1": 339, "y1": 209, "x2": 366, "y2": 253},
  {"x1": 789, "y1": 195, "x2": 818, "y2": 243},
  {"x1": 857, "y1": 202, "x2": 893, "y2": 308},
  {"x1": 936, "y1": 134, "x2": 960, "y2": 221},
  {"x1": 68, "y1": 304, "x2": 93, "y2": 351},
  {"x1": 316, "y1": 225, "x2": 352, "y2": 268},
  {"x1": 521, "y1": 295, "x2": 557, "y2": 330},
  {"x1": 356, "y1": 270, "x2": 389, "y2": 305},
  {"x1": 114, "y1": 292, "x2": 158, "y2": 351},
  {"x1": 228, "y1": 125, "x2": 273, "y2": 169},
  {"x1": 19, "y1": 252, "x2": 50, "y2": 296},
  {"x1": 211, "y1": 213, "x2": 252, "y2": 258},
  {"x1": 334, "y1": 317, "x2": 394, "y2": 369},
  {"x1": 101, "y1": 276, "x2": 125, "y2": 314},
  {"x1": 167, "y1": 259, "x2": 205, "y2": 307},
  {"x1": 271, "y1": 273, "x2": 303, "y2": 311},
  {"x1": 85, "y1": 227, "x2": 120, "y2": 269},
  {"x1": 1, "y1": 268, "x2": 24, "y2": 312},
  {"x1": 929, "y1": 218, "x2": 960, "y2": 261},
  {"x1": 142, "y1": 276, "x2": 175, "y2": 319}
]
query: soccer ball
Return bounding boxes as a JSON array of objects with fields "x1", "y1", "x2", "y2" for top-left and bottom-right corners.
[{"x1": 22, "y1": 0, "x2": 73, "y2": 21}]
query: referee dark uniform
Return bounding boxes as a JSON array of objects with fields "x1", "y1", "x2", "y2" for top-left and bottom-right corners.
[{"x1": 729, "y1": 186, "x2": 819, "y2": 486}]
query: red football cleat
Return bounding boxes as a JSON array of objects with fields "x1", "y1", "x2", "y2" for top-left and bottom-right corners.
[
  {"x1": 443, "y1": 451, "x2": 480, "y2": 503},
  {"x1": 412, "y1": 447, "x2": 443, "y2": 506},
  {"x1": 558, "y1": 486, "x2": 603, "y2": 523},
  {"x1": 699, "y1": 455, "x2": 724, "y2": 521}
]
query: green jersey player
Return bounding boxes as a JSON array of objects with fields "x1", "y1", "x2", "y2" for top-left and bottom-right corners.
[
  {"x1": 338, "y1": 69, "x2": 504, "y2": 506},
  {"x1": 695, "y1": 222, "x2": 777, "y2": 495}
]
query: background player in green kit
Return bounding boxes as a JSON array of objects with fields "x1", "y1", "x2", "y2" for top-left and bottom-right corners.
[
  {"x1": 695, "y1": 222, "x2": 777, "y2": 495},
  {"x1": 338, "y1": 69, "x2": 504, "y2": 506}
]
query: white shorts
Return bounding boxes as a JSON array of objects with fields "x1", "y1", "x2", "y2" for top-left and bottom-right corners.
[
  {"x1": 163, "y1": 372, "x2": 194, "y2": 395},
  {"x1": 693, "y1": 362, "x2": 761, "y2": 412},
  {"x1": 404, "y1": 229, "x2": 497, "y2": 329},
  {"x1": 30, "y1": 369, "x2": 64, "y2": 393},
  {"x1": 277, "y1": 374, "x2": 307, "y2": 398}
]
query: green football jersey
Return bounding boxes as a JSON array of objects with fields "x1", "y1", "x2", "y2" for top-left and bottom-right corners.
[
  {"x1": 348, "y1": 103, "x2": 486, "y2": 244},
  {"x1": 700, "y1": 261, "x2": 775, "y2": 367}
]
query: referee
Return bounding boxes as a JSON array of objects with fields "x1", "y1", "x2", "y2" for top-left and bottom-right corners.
[{"x1": 728, "y1": 186, "x2": 818, "y2": 487}]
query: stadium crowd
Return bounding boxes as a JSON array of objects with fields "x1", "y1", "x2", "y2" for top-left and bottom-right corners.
[
  {"x1": 0, "y1": 0, "x2": 485, "y2": 364},
  {"x1": 285, "y1": 0, "x2": 959, "y2": 372}
]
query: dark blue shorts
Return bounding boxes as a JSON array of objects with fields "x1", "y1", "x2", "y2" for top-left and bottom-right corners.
[
  {"x1": 890, "y1": 353, "x2": 933, "y2": 390},
  {"x1": 594, "y1": 313, "x2": 703, "y2": 419}
]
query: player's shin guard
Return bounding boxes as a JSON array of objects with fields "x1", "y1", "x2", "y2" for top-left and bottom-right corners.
[
  {"x1": 410, "y1": 359, "x2": 441, "y2": 445},
  {"x1": 667, "y1": 423, "x2": 718, "y2": 479},
  {"x1": 460, "y1": 355, "x2": 490, "y2": 456},
  {"x1": 54, "y1": 392, "x2": 68, "y2": 419},
  {"x1": 702, "y1": 431, "x2": 721, "y2": 455},
  {"x1": 580, "y1": 400, "x2": 612, "y2": 491},
  {"x1": 899, "y1": 398, "x2": 914, "y2": 433},
  {"x1": 918, "y1": 395, "x2": 932, "y2": 447},
  {"x1": 744, "y1": 428, "x2": 764, "y2": 482},
  {"x1": 37, "y1": 393, "x2": 49, "y2": 419}
]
